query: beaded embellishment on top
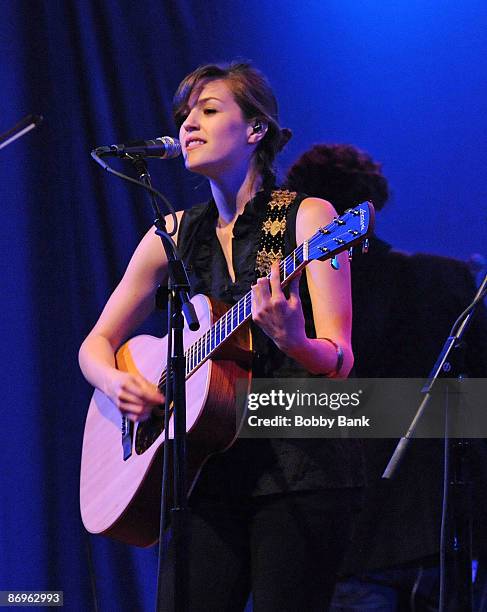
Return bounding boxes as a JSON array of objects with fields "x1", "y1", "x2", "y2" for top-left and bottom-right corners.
[{"x1": 255, "y1": 189, "x2": 297, "y2": 277}]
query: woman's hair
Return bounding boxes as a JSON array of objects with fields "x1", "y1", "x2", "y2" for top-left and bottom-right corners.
[
  {"x1": 286, "y1": 144, "x2": 389, "y2": 214},
  {"x1": 173, "y1": 62, "x2": 292, "y2": 187}
]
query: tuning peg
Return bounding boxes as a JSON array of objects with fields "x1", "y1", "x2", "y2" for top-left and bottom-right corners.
[
  {"x1": 330, "y1": 256, "x2": 340, "y2": 270},
  {"x1": 348, "y1": 247, "x2": 354, "y2": 261},
  {"x1": 362, "y1": 238, "x2": 369, "y2": 254}
]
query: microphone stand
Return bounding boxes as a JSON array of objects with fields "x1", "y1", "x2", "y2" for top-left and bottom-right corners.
[
  {"x1": 0, "y1": 114, "x2": 43, "y2": 150},
  {"x1": 383, "y1": 272, "x2": 487, "y2": 611},
  {"x1": 129, "y1": 155, "x2": 199, "y2": 612}
]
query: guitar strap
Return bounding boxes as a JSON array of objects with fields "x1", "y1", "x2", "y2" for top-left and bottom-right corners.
[{"x1": 254, "y1": 189, "x2": 297, "y2": 279}]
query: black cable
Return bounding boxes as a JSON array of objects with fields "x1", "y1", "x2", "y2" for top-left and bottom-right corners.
[
  {"x1": 156, "y1": 292, "x2": 174, "y2": 608},
  {"x1": 449, "y1": 285, "x2": 487, "y2": 337},
  {"x1": 90, "y1": 150, "x2": 178, "y2": 238},
  {"x1": 439, "y1": 393, "x2": 450, "y2": 612}
]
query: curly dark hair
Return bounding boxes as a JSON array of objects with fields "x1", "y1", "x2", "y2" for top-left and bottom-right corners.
[
  {"x1": 173, "y1": 62, "x2": 292, "y2": 189},
  {"x1": 286, "y1": 144, "x2": 389, "y2": 214}
]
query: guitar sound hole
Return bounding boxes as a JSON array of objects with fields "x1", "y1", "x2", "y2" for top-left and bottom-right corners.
[{"x1": 135, "y1": 404, "x2": 171, "y2": 454}]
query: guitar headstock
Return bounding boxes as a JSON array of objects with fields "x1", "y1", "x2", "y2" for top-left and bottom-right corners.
[{"x1": 307, "y1": 201, "x2": 375, "y2": 263}]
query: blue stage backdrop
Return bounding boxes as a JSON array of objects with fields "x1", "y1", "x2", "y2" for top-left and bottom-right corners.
[{"x1": 1, "y1": 1, "x2": 486, "y2": 610}]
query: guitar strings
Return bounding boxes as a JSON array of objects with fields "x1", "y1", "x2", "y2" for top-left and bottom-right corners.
[{"x1": 157, "y1": 242, "x2": 307, "y2": 392}]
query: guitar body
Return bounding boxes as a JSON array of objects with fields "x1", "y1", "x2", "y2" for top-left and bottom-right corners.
[{"x1": 80, "y1": 294, "x2": 252, "y2": 547}]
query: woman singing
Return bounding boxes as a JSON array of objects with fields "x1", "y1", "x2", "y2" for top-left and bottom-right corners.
[{"x1": 79, "y1": 62, "x2": 362, "y2": 611}]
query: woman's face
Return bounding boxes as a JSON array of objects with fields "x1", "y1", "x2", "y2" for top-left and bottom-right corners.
[{"x1": 179, "y1": 79, "x2": 254, "y2": 179}]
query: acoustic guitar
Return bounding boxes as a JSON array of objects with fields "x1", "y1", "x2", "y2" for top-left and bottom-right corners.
[{"x1": 80, "y1": 202, "x2": 374, "y2": 546}]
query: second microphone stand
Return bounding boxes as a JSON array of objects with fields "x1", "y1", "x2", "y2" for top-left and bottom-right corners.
[{"x1": 383, "y1": 271, "x2": 487, "y2": 611}]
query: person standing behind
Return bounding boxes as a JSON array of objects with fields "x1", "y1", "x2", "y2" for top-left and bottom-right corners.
[{"x1": 287, "y1": 143, "x2": 487, "y2": 610}]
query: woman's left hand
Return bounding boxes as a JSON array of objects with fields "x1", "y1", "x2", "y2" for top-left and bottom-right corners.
[{"x1": 251, "y1": 261, "x2": 306, "y2": 354}]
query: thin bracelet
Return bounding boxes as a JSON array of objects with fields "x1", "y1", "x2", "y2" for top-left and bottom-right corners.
[{"x1": 318, "y1": 337, "x2": 344, "y2": 377}]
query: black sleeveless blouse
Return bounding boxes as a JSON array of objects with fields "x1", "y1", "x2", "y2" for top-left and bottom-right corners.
[{"x1": 178, "y1": 190, "x2": 364, "y2": 499}]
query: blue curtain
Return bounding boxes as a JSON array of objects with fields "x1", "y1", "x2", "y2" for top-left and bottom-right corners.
[{"x1": 1, "y1": 2, "x2": 205, "y2": 610}]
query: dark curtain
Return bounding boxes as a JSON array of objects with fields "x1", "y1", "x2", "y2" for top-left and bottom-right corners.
[{"x1": 1, "y1": 2, "x2": 214, "y2": 610}]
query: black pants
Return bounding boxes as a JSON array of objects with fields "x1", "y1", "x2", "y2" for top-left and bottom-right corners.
[{"x1": 159, "y1": 488, "x2": 358, "y2": 612}]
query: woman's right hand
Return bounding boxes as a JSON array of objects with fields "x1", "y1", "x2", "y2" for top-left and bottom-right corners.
[{"x1": 106, "y1": 369, "x2": 165, "y2": 422}]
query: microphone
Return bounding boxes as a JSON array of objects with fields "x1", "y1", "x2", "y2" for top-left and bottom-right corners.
[{"x1": 94, "y1": 136, "x2": 181, "y2": 159}]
